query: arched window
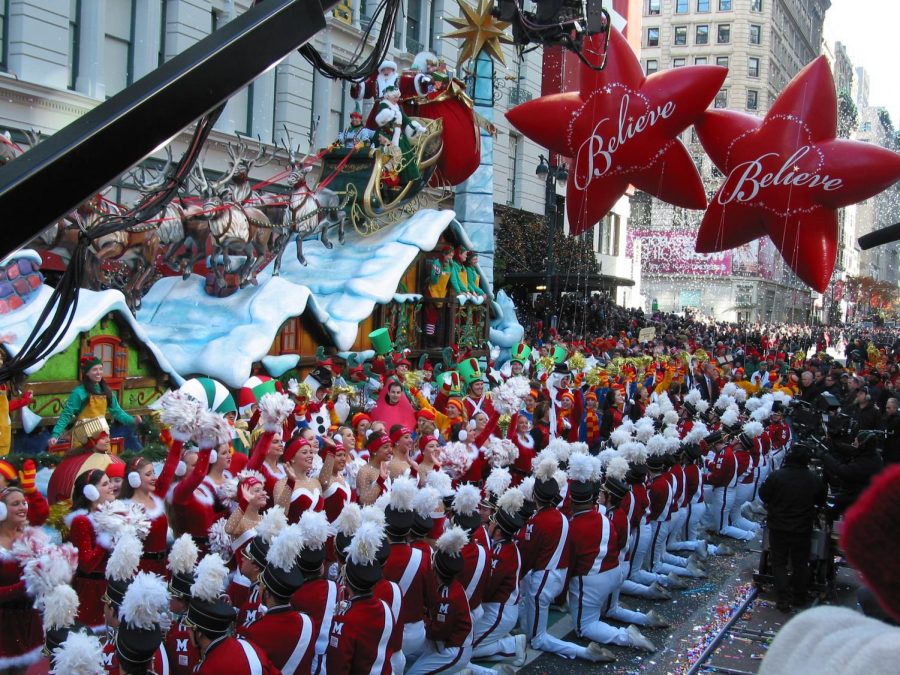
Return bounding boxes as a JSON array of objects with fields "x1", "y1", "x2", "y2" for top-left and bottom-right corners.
[{"x1": 85, "y1": 335, "x2": 127, "y2": 390}]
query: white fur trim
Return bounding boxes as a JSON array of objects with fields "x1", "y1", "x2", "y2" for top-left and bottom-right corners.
[{"x1": 0, "y1": 645, "x2": 43, "y2": 668}]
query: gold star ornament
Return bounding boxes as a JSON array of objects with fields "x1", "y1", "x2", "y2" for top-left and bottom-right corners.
[{"x1": 443, "y1": 0, "x2": 514, "y2": 69}]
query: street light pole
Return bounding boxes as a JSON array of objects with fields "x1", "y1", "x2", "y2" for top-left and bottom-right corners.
[{"x1": 537, "y1": 153, "x2": 568, "y2": 335}]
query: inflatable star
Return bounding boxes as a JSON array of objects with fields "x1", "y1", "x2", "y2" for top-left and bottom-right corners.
[
  {"x1": 505, "y1": 29, "x2": 726, "y2": 236},
  {"x1": 443, "y1": 0, "x2": 513, "y2": 69},
  {"x1": 694, "y1": 56, "x2": 900, "y2": 292}
]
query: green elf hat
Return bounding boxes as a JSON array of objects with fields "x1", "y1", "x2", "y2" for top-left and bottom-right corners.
[
  {"x1": 510, "y1": 342, "x2": 532, "y2": 365},
  {"x1": 80, "y1": 354, "x2": 103, "y2": 373},
  {"x1": 369, "y1": 327, "x2": 393, "y2": 356},
  {"x1": 456, "y1": 357, "x2": 484, "y2": 386},
  {"x1": 438, "y1": 370, "x2": 461, "y2": 396},
  {"x1": 551, "y1": 345, "x2": 568, "y2": 364}
]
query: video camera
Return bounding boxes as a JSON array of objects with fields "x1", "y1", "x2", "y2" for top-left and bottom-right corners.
[
  {"x1": 493, "y1": 0, "x2": 612, "y2": 69},
  {"x1": 788, "y1": 395, "x2": 855, "y2": 442}
]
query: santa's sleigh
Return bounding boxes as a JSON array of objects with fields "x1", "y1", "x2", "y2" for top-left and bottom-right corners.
[{"x1": 321, "y1": 116, "x2": 443, "y2": 236}]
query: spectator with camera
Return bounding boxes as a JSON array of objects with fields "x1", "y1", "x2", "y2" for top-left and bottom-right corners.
[
  {"x1": 758, "y1": 445, "x2": 827, "y2": 613},
  {"x1": 821, "y1": 430, "x2": 884, "y2": 517}
]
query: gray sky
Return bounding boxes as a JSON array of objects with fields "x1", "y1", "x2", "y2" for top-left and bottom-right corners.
[{"x1": 825, "y1": 0, "x2": 900, "y2": 126}]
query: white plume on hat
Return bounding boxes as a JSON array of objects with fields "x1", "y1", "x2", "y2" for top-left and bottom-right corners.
[
  {"x1": 298, "y1": 510, "x2": 330, "y2": 550},
  {"x1": 347, "y1": 521, "x2": 385, "y2": 566},
  {"x1": 751, "y1": 403, "x2": 772, "y2": 422},
  {"x1": 696, "y1": 399, "x2": 710, "y2": 414},
  {"x1": 120, "y1": 571, "x2": 170, "y2": 630},
  {"x1": 158, "y1": 390, "x2": 202, "y2": 442},
  {"x1": 389, "y1": 475, "x2": 418, "y2": 512},
  {"x1": 333, "y1": 502, "x2": 362, "y2": 537},
  {"x1": 412, "y1": 487, "x2": 440, "y2": 519},
  {"x1": 634, "y1": 417, "x2": 656, "y2": 442},
  {"x1": 567, "y1": 452, "x2": 593, "y2": 483},
  {"x1": 258, "y1": 392, "x2": 296, "y2": 432},
  {"x1": 618, "y1": 440, "x2": 648, "y2": 464},
  {"x1": 485, "y1": 467, "x2": 512, "y2": 498},
  {"x1": 191, "y1": 554, "x2": 229, "y2": 602},
  {"x1": 720, "y1": 407, "x2": 740, "y2": 428},
  {"x1": 434, "y1": 524, "x2": 468, "y2": 557},
  {"x1": 106, "y1": 532, "x2": 142, "y2": 583},
  {"x1": 496, "y1": 487, "x2": 525, "y2": 516},
  {"x1": 42, "y1": 584, "x2": 80, "y2": 632},
  {"x1": 606, "y1": 456, "x2": 630, "y2": 482},
  {"x1": 254, "y1": 505, "x2": 288, "y2": 545},
  {"x1": 745, "y1": 397, "x2": 764, "y2": 412},
  {"x1": 534, "y1": 455, "x2": 559, "y2": 482},
  {"x1": 426, "y1": 469, "x2": 453, "y2": 497},
  {"x1": 167, "y1": 534, "x2": 199, "y2": 577},
  {"x1": 361, "y1": 504, "x2": 387, "y2": 528},
  {"x1": 207, "y1": 519, "x2": 232, "y2": 558},
  {"x1": 742, "y1": 420, "x2": 764, "y2": 438},
  {"x1": 547, "y1": 438, "x2": 571, "y2": 463},
  {"x1": 683, "y1": 421, "x2": 709, "y2": 445},
  {"x1": 646, "y1": 435, "x2": 668, "y2": 457},
  {"x1": 520, "y1": 476, "x2": 535, "y2": 502},
  {"x1": 452, "y1": 483, "x2": 481, "y2": 516},
  {"x1": 50, "y1": 632, "x2": 105, "y2": 675},
  {"x1": 609, "y1": 426, "x2": 633, "y2": 448},
  {"x1": 663, "y1": 410, "x2": 679, "y2": 426},
  {"x1": 597, "y1": 448, "x2": 617, "y2": 467},
  {"x1": 722, "y1": 382, "x2": 738, "y2": 397},
  {"x1": 267, "y1": 523, "x2": 304, "y2": 572},
  {"x1": 684, "y1": 389, "x2": 702, "y2": 407}
]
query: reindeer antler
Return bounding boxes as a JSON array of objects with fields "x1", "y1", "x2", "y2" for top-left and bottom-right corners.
[{"x1": 129, "y1": 146, "x2": 174, "y2": 193}]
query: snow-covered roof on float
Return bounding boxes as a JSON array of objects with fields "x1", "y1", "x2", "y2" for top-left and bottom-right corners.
[
  {"x1": 0, "y1": 252, "x2": 185, "y2": 385},
  {"x1": 137, "y1": 208, "x2": 458, "y2": 388}
]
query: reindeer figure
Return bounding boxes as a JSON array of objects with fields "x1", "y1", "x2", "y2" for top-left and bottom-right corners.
[
  {"x1": 129, "y1": 147, "x2": 210, "y2": 279},
  {"x1": 270, "y1": 123, "x2": 348, "y2": 275},
  {"x1": 191, "y1": 148, "x2": 273, "y2": 289}
]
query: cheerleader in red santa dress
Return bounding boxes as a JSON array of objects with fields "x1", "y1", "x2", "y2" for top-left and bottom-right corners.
[
  {"x1": 65, "y1": 468, "x2": 118, "y2": 631},
  {"x1": 0, "y1": 487, "x2": 44, "y2": 673},
  {"x1": 508, "y1": 412, "x2": 536, "y2": 487},
  {"x1": 318, "y1": 438, "x2": 353, "y2": 562},
  {"x1": 119, "y1": 445, "x2": 180, "y2": 576},
  {"x1": 275, "y1": 436, "x2": 324, "y2": 524},
  {"x1": 247, "y1": 393, "x2": 296, "y2": 506}
]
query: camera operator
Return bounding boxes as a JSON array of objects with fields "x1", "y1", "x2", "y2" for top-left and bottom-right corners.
[
  {"x1": 758, "y1": 445, "x2": 827, "y2": 613},
  {"x1": 845, "y1": 387, "x2": 881, "y2": 434},
  {"x1": 820, "y1": 430, "x2": 884, "y2": 517},
  {"x1": 882, "y1": 398, "x2": 900, "y2": 465}
]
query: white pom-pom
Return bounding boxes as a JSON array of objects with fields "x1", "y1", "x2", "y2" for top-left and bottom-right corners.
[
  {"x1": 255, "y1": 506, "x2": 288, "y2": 544},
  {"x1": 520, "y1": 476, "x2": 535, "y2": 502},
  {"x1": 258, "y1": 392, "x2": 296, "y2": 432},
  {"x1": 333, "y1": 502, "x2": 362, "y2": 537},
  {"x1": 721, "y1": 407, "x2": 739, "y2": 427},
  {"x1": 191, "y1": 554, "x2": 230, "y2": 602},
  {"x1": 267, "y1": 523, "x2": 304, "y2": 572},
  {"x1": 298, "y1": 510, "x2": 330, "y2": 550},
  {"x1": 742, "y1": 420, "x2": 764, "y2": 439},
  {"x1": 389, "y1": 475, "x2": 418, "y2": 512},
  {"x1": 192, "y1": 409, "x2": 231, "y2": 449},
  {"x1": 42, "y1": 584, "x2": 80, "y2": 631},
  {"x1": 496, "y1": 487, "x2": 525, "y2": 516},
  {"x1": 609, "y1": 426, "x2": 633, "y2": 448},
  {"x1": 412, "y1": 487, "x2": 440, "y2": 519},
  {"x1": 167, "y1": 534, "x2": 199, "y2": 577},
  {"x1": 606, "y1": 456, "x2": 630, "y2": 482},
  {"x1": 434, "y1": 524, "x2": 468, "y2": 556},
  {"x1": 452, "y1": 484, "x2": 481, "y2": 516},
  {"x1": 23, "y1": 541, "x2": 78, "y2": 603},
  {"x1": 120, "y1": 571, "x2": 169, "y2": 630},
  {"x1": 567, "y1": 453, "x2": 593, "y2": 483},
  {"x1": 12, "y1": 527, "x2": 50, "y2": 565},
  {"x1": 51, "y1": 632, "x2": 105, "y2": 675},
  {"x1": 159, "y1": 390, "x2": 201, "y2": 442},
  {"x1": 425, "y1": 469, "x2": 454, "y2": 496},
  {"x1": 484, "y1": 467, "x2": 512, "y2": 498},
  {"x1": 207, "y1": 519, "x2": 232, "y2": 558},
  {"x1": 106, "y1": 532, "x2": 142, "y2": 582},
  {"x1": 347, "y1": 521, "x2": 384, "y2": 566},
  {"x1": 534, "y1": 455, "x2": 558, "y2": 482},
  {"x1": 360, "y1": 505, "x2": 386, "y2": 528}
]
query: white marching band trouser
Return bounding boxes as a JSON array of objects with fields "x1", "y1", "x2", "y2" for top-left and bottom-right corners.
[
  {"x1": 569, "y1": 570, "x2": 634, "y2": 646},
  {"x1": 520, "y1": 568, "x2": 594, "y2": 659},
  {"x1": 472, "y1": 600, "x2": 520, "y2": 660},
  {"x1": 404, "y1": 631, "x2": 473, "y2": 675},
  {"x1": 604, "y1": 562, "x2": 654, "y2": 627},
  {"x1": 402, "y1": 620, "x2": 427, "y2": 662}
]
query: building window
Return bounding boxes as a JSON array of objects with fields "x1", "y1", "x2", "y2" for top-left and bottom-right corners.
[
  {"x1": 105, "y1": 0, "x2": 135, "y2": 95},
  {"x1": 280, "y1": 318, "x2": 299, "y2": 353},
  {"x1": 645, "y1": 59, "x2": 658, "y2": 75},
  {"x1": 748, "y1": 56, "x2": 760, "y2": 77},
  {"x1": 751, "y1": 0, "x2": 762, "y2": 11},
  {"x1": 696, "y1": 24, "x2": 709, "y2": 44},
  {"x1": 330, "y1": 78, "x2": 348, "y2": 145},
  {"x1": 158, "y1": 0, "x2": 167, "y2": 66},
  {"x1": 406, "y1": 0, "x2": 422, "y2": 53},
  {"x1": 716, "y1": 55, "x2": 729, "y2": 68},
  {"x1": 719, "y1": 0, "x2": 732, "y2": 10},
  {"x1": 68, "y1": 0, "x2": 81, "y2": 90},
  {"x1": 695, "y1": 56, "x2": 707, "y2": 65},
  {"x1": 673, "y1": 57, "x2": 686, "y2": 68},
  {"x1": 675, "y1": 0, "x2": 688, "y2": 13},
  {"x1": 747, "y1": 89, "x2": 758, "y2": 110},
  {"x1": 674, "y1": 26, "x2": 687, "y2": 45},
  {"x1": 88, "y1": 336, "x2": 127, "y2": 386},
  {"x1": 647, "y1": 27, "x2": 659, "y2": 46},
  {"x1": 717, "y1": 24, "x2": 730, "y2": 43},
  {"x1": 647, "y1": 0, "x2": 660, "y2": 15},
  {"x1": 697, "y1": 0, "x2": 710, "y2": 12},
  {"x1": 715, "y1": 89, "x2": 727, "y2": 108},
  {"x1": 428, "y1": 0, "x2": 443, "y2": 50},
  {"x1": 0, "y1": 0, "x2": 7, "y2": 69},
  {"x1": 750, "y1": 24, "x2": 761, "y2": 44}
]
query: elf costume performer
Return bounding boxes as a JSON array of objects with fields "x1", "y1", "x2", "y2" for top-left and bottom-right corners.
[{"x1": 424, "y1": 244, "x2": 454, "y2": 345}]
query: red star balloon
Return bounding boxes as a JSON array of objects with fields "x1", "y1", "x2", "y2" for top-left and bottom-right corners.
[
  {"x1": 695, "y1": 56, "x2": 900, "y2": 292},
  {"x1": 505, "y1": 29, "x2": 726, "y2": 236}
]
